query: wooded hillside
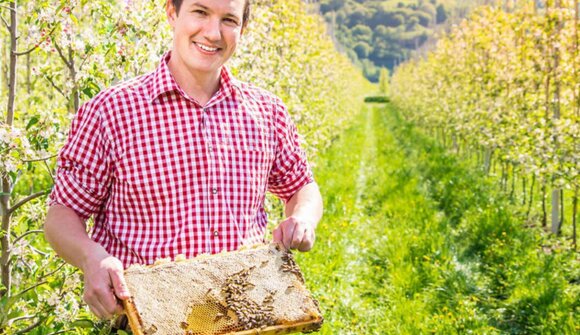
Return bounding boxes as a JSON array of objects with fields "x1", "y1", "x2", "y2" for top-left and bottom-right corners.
[{"x1": 316, "y1": 0, "x2": 476, "y2": 81}]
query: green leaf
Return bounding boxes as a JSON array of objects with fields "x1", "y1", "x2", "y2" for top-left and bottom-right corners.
[
  {"x1": 26, "y1": 116, "x2": 40, "y2": 130},
  {"x1": 45, "y1": 315, "x2": 56, "y2": 327},
  {"x1": 81, "y1": 81, "x2": 101, "y2": 99},
  {"x1": 71, "y1": 318, "x2": 94, "y2": 328},
  {"x1": 70, "y1": 13, "x2": 79, "y2": 26}
]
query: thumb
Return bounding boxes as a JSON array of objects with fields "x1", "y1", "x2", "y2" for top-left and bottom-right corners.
[
  {"x1": 272, "y1": 226, "x2": 282, "y2": 243},
  {"x1": 109, "y1": 269, "x2": 130, "y2": 300}
]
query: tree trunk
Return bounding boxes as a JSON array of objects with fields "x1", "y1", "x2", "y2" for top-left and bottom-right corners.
[
  {"x1": 550, "y1": 0, "x2": 562, "y2": 235},
  {"x1": 559, "y1": 189, "x2": 564, "y2": 231},
  {"x1": 69, "y1": 46, "x2": 79, "y2": 113},
  {"x1": 526, "y1": 174, "x2": 536, "y2": 220},
  {"x1": 1, "y1": 0, "x2": 18, "y2": 299},
  {"x1": 5, "y1": 1, "x2": 16, "y2": 126},
  {"x1": 573, "y1": 186, "x2": 578, "y2": 250},
  {"x1": 484, "y1": 148, "x2": 493, "y2": 174},
  {"x1": 26, "y1": 53, "x2": 30, "y2": 95},
  {"x1": 572, "y1": 0, "x2": 579, "y2": 251},
  {"x1": 501, "y1": 162, "x2": 507, "y2": 192},
  {"x1": 551, "y1": 187, "x2": 561, "y2": 234},
  {"x1": 542, "y1": 182, "x2": 547, "y2": 228},
  {"x1": 522, "y1": 175, "x2": 527, "y2": 205},
  {"x1": 510, "y1": 165, "x2": 516, "y2": 200}
]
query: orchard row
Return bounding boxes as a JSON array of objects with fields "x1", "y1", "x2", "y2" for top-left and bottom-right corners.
[
  {"x1": 0, "y1": 0, "x2": 371, "y2": 333},
  {"x1": 391, "y1": 1, "x2": 579, "y2": 243}
]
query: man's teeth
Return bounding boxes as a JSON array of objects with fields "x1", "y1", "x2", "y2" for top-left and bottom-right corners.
[{"x1": 196, "y1": 43, "x2": 218, "y2": 52}]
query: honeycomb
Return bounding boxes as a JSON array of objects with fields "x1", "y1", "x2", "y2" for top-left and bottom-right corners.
[{"x1": 122, "y1": 243, "x2": 323, "y2": 335}]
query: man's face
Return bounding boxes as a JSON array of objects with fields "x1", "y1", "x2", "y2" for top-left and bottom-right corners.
[{"x1": 166, "y1": 0, "x2": 245, "y2": 78}]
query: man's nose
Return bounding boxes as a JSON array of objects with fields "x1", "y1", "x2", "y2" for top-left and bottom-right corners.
[{"x1": 203, "y1": 18, "x2": 221, "y2": 42}]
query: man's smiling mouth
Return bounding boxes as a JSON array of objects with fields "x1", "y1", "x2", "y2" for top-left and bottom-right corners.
[{"x1": 194, "y1": 42, "x2": 219, "y2": 52}]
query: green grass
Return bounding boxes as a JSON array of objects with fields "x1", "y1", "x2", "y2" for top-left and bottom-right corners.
[{"x1": 296, "y1": 104, "x2": 580, "y2": 334}]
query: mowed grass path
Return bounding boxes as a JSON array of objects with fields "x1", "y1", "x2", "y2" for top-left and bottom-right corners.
[{"x1": 296, "y1": 104, "x2": 579, "y2": 334}]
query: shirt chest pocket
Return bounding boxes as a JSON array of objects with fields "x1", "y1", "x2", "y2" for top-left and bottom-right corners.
[
  {"x1": 115, "y1": 138, "x2": 185, "y2": 205},
  {"x1": 218, "y1": 146, "x2": 272, "y2": 213},
  {"x1": 215, "y1": 119, "x2": 272, "y2": 202},
  {"x1": 225, "y1": 118, "x2": 274, "y2": 173}
]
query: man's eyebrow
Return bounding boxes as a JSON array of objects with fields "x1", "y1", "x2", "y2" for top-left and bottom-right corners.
[
  {"x1": 224, "y1": 12, "x2": 241, "y2": 21},
  {"x1": 190, "y1": 2, "x2": 241, "y2": 20},
  {"x1": 190, "y1": 2, "x2": 209, "y2": 9}
]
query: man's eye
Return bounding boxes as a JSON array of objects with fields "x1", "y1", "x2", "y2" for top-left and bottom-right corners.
[
  {"x1": 224, "y1": 18, "x2": 239, "y2": 25},
  {"x1": 192, "y1": 9, "x2": 207, "y2": 15}
]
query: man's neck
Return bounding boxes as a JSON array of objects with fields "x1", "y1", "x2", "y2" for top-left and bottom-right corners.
[{"x1": 167, "y1": 57, "x2": 221, "y2": 107}]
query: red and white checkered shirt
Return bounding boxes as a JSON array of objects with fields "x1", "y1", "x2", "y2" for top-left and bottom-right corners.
[{"x1": 49, "y1": 52, "x2": 313, "y2": 268}]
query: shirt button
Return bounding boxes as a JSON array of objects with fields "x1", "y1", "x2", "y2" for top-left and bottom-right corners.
[
  {"x1": 209, "y1": 145, "x2": 214, "y2": 151},
  {"x1": 211, "y1": 187, "x2": 218, "y2": 194},
  {"x1": 213, "y1": 230, "x2": 219, "y2": 237}
]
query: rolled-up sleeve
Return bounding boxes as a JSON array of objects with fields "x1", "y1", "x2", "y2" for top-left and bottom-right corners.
[
  {"x1": 267, "y1": 99, "x2": 314, "y2": 203},
  {"x1": 49, "y1": 99, "x2": 114, "y2": 221}
]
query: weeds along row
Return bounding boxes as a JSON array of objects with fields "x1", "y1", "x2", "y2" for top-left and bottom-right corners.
[
  {"x1": 391, "y1": 3, "x2": 580, "y2": 245},
  {"x1": 299, "y1": 104, "x2": 579, "y2": 334}
]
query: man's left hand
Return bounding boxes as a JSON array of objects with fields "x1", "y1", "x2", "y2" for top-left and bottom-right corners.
[{"x1": 273, "y1": 216, "x2": 315, "y2": 251}]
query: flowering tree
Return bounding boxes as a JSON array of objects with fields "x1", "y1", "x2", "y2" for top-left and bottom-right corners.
[
  {"x1": 390, "y1": 0, "x2": 579, "y2": 247},
  {"x1": 0, "y1": 0, "x2": 371, "y2": 333}
]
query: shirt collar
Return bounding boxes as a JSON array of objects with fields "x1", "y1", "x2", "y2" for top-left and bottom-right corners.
[
  {"x1": 148, "y1": 51, "x2": 180, "y2": 102},
  {"x1": 148, "y1": 51, "x2": 240, "y2": 105}
]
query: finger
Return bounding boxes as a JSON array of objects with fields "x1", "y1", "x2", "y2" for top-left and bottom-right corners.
[
  {"x1": 298, "y1": 229, "x2": 315, "y2": 252},
  {"x1": 109, "y1": 268, "x2": 130, "y2": 300},
  {"x1": 114, "y1": 300, "x2": 125, "y2": 315},
  {"x1": 85, "y1": 291, "x2": 108, "y2": 320},
  {"x1": 88, "y1": 303, "x2": 106, "y2": 320},
  {"x1": 95, "y1": 286, "x2": 120, "y2": 319},
  {"x1": 272, "y1": 226, "x2": 282, "y2": 243},
  {"x1": 282, "y1": 222, "x2": 296, "y2": 250},
  {"x1": 290, "y1": 224, "x2": 306, "y2": 249}
]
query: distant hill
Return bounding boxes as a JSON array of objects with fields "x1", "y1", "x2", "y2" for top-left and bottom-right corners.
[{"x1": 313, "y1": 0, "x2": 478, "y2": 81}]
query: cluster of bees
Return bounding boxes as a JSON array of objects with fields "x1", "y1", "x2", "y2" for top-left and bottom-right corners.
[
  {"x1": 222, "y1": 266, "x2": 275, "y2": 330},
  {"x1": 280, "y1": 252, "x2": 304, "y2": 282}
]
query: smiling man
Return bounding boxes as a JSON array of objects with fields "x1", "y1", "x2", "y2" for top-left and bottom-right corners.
[{"x1": 44, "y1": 0, "x2": 323, "y2": 322}]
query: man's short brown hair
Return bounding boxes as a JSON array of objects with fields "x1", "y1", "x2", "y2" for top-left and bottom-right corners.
[{"x1": 171, "y1": 0, "x2": 251, "y2": 28}]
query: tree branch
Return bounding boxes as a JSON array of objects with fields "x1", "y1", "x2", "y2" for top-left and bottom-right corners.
[
  {"x1": 0, "y1": 14, "x2": 8, "y2": 30},
  {"x1": 43, "y1": 160, "x2": 55, "y2": 184},
  {"x1": 30, "y1": 245, "x2": 49, "y2": 256},
  {"x1": 43, "y1": 74, "x2": 67, "y2": 99},
  {"x1": 39, "y1": 261, "x2": 67, "y2": 280},
  {"x1": 53, "y1": 41, "x2": 72, "y2": 69},
  {"x1": 14, "y1": 45, "x2": 38, "y2": 56},
  {"x1": 10, "y1": 315, "x2": 35, "y2": 323},
  {"x1": 14, "y1": 318, "x2": 43, "y2": 335},
  {"x1": 14, "y1": 25, "x2": 59, "y2": 56},
  {"x1": 46, "y1": 329, "x2": 74, "y2": 335},
  {"x1": 21, "y1": 154, "x2": 57, "y2": 163},
  {"x1": 13, "y1": 280, "x2": 48, "y2": 298},
  {"x1": 7, "y1": 191, "x2": 47, "y2": 215},
  {"x1": 13, "y1": 230, "x2": 43, "y2": 245},
  {"x1": 0, "y1": 5, "x2": 16, "y2": 12}
]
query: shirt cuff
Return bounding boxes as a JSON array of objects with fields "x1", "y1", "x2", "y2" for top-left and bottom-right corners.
[
  {"x1": 268, "y1": 162, "x2": 314, "y2": 203},
  {"x1": 49, "y1": 170, "x2": 105, "y2": 221}
]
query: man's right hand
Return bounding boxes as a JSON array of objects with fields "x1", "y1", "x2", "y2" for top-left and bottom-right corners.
[
  {"x1": 81, "y1": 250, "x2": 130, "y2": 320},
  {"x1": 44, "y1": 205, "x2": 131, "y2": 320}
]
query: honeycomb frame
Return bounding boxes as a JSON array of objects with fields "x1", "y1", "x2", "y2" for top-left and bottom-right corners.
[{"x1": 122, "y1": 243, "x2": 323, "y2": 335}]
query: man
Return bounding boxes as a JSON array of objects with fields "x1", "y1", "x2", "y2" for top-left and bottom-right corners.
[{"x1": 44, "y1": 0, "x2": 322, "y2": 321}]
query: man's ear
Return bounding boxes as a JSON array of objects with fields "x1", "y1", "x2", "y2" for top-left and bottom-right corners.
[
  {"x1": 166, "y1": 0, "x2": 177, "y2": 28},
  {"x1": 240, "y1": 22, "x2": 248, "y2": 36}
]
